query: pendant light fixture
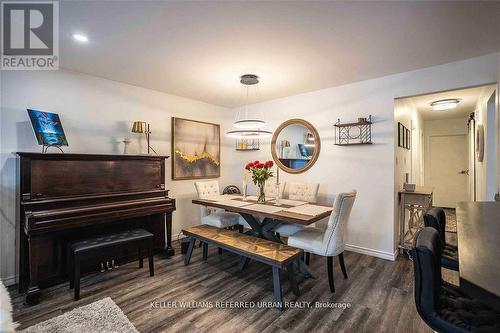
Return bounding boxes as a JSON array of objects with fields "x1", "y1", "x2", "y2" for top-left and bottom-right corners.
[{"x1": 227, "y1": 74, "x2": 272, "y2": 138}]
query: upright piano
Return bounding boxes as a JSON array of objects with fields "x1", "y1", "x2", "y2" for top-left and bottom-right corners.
[{"x1": 17, "y1": 153, "x2": 176, "y2": 304}]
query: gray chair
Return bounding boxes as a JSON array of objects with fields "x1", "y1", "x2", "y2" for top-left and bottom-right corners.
[
  {"x1": 273, "y1": 181, "x2": 320, "y2": 236},
  {"x1": 194, "y1": 181, "x2": 240, "y2": 229},
  {"x1": 287, "y1": 190, "x2": 357, "y2": 292}
]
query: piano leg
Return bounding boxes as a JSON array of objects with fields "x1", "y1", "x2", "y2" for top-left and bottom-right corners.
[
  {"x1": 25, "y1": 235, "x2": 41, "y2": 305},
  {"x1": 165, "y1": 214, "x2": 175, "y2": 257}
]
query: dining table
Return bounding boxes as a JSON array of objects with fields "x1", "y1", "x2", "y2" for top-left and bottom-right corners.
[
  {"x1": 192, "y1": 194, "x2": 333, "y2": 278},
  {"x1": 456, "y1": 201, "x2": 500, "y2": 312}
]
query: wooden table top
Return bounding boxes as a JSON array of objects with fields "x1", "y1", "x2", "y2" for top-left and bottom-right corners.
[
  {"x1": 183, "y1": 225, "x2": 302, "y2": 265},
  {"x1": 398, "y1": 186, "x2": 434, "y2": 195},
  {"x1": 192, "y1": 195, "x2": 333, "y2": 225},
  {"x1": 456, "y1": 201, "x2": 500, "y2": 309}
]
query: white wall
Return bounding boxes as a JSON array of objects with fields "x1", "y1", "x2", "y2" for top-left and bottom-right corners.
[
  {"x1": 226, "y1": 53, "x2": 500, "y2": 260},
  {"x1": 474, "y1": 85, "x2": 499, "y2": 200},
  {"x1": 394, "y1": 98, "x2": 424, "y2": 189},
  {"x1": 1, "y1": 53, "x2": 499, "y2": 285},
  {"x1": 0, "y1": 70, "x2": 235, "y2": 285}
]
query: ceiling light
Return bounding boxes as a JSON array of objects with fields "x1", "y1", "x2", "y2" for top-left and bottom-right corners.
[
  {"x1": 72, "y1": 34, "x2": 88, "y2": 43},
  {"x1": 430, "y1": 99, "x2": 460, "y2": 111},
  {"x1": 226, "y1": 74, "x2": 272, "y2": 138},
  {"x1": 226, "y1": 129, "x2": 272, "y2": 139}
]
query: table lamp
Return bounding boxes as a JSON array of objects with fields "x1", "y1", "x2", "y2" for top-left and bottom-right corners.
[{"x1": 132, "y1": 121, "x2": 157, "y2": 154}]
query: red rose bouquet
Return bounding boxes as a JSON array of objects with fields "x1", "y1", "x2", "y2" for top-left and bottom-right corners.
[{"x1": 244, "y1": 160, "x2": 274, "y2": 203}]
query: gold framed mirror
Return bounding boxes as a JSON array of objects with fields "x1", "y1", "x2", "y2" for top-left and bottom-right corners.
[{"x1": 271, "y1": 119, "x2": 321, "y2": 174}]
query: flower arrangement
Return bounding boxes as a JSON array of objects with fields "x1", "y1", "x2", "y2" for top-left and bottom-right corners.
[{"x1": 245, "y1": 160, "x2": 274, "y2": 203}]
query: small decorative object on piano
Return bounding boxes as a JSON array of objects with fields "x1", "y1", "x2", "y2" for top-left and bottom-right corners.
[
  {"x1": 27, "y1": 109, "x2": 68, "y2": 153},
  {"x1": 245, "y1": 160, "x2": 274, "y2": 203},
  {"x1": 403, "y1": 183, "x2": 416, "y2": 192},
  {"x1": 122, "y1": 138, "x2": 131, "y2": 154}
]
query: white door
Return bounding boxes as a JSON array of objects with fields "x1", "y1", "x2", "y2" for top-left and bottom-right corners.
[{"x1": 428, "y1": 135, "x2": 469, "y2": 207}]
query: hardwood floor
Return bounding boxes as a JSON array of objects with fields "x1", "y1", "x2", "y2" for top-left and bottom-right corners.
[{"x1": 10, "y1": 240, "x2": 438, "y2": 333}]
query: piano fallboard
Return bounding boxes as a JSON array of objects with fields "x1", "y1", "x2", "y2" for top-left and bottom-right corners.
[{"x1": 24, "y1": 196, "x2": 174, "y2": 233}]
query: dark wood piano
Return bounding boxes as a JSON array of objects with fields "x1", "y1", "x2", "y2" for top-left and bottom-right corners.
[{"x1": 17, "y1": 153, "x2": 176, "y2": 304}]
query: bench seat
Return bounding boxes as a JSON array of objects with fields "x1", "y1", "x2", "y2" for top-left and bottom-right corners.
[
  {"x1": 69, "y1": 228, "x2": 154, "y2": 301},
  {"x1": 182, "y1": 225, "x2": 303, "y2": 310}
]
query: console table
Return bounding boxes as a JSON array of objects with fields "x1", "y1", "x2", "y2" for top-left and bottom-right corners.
[{"x1": 398, "y1": 187, "x2": 433, "y2": 253}]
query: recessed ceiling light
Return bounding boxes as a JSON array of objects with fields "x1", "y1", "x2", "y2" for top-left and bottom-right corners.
[
  {"x1": 72, "y1": 34, "x2": 88, "y2": 43},
  {"x1": 430, "y1": 99, "x2": 460, "y2": 111}
]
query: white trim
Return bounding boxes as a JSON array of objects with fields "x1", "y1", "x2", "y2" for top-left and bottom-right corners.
[
  {"x1": 345, "y1": 244, "x2": 397, "y2": 261},
  {"x1": 1, "y1": 275, "x2": 17, "y2": 287}
]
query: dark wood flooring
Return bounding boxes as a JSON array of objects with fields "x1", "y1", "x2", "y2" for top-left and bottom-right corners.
[{"x1": 10, "y1": 238, "x2": 458, "y2": 333}]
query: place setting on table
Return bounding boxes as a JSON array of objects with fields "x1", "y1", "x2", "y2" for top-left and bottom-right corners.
[{"x1": 192, "y1": 160, "x2": 333, "y2": 230}]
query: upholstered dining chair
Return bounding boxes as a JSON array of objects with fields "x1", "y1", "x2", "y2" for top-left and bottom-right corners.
[
  {"x1": 287, "y1": 182, "x2": 320, "y2": 203},
  {"x1": 412, "y1": 227, "x2": 500, "y2": 333},
  {"x1": 264, "y1": 181, "x2": 285, "y2": 201},
  {"x1": 271, "y1": 181, "x2": 321, "y2": 238},
  {"x1": 194, "y1": 181, "x2": 240, "y2": 229},
  {"x1": 423, "y1": 208, "x2": 459, "y2": 271},
  {"x1": 287, "y1": 190, "x2": 357, "y2": 293}
]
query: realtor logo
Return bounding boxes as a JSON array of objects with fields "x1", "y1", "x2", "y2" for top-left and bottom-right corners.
[{"x1": 1, "y1": 1, "x2": 59, "y2": 70}]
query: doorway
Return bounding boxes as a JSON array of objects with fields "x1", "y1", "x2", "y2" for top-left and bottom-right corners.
[{"x1": 395, "y1": 83, "x2": 498, "y2": 221}]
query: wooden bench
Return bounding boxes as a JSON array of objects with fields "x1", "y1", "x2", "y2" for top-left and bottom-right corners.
[
  {"x1": 68, "y1": 228, "x2": 154, "y2": 301},
  {"x1": 182, "y1": 225, "x2": 303, "y2": 310}
]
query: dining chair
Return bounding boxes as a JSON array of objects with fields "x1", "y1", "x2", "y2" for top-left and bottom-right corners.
[
  {"x1": 264, "y1": 181, "x2": 285, "y2": 201},
  {"x1": 287, "y1": 181, "x2": 320, "y2": 203},
  {"x1": 412, "y1": 227, "x2": 500, "y2": 333},
  {"x1": 194, "y1": 181, "x2": 240, "y2": 229},
  {"x1": 423, "y1": 208, "x2": 459, "y2": 271},
  {"x1": 286, "y1": 190, "x2": 357, "y2": 292},
  {"x1": 271, "y1": 181, "x2": 321, "y2": 238}
]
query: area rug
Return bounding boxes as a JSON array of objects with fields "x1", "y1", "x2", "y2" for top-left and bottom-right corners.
[
  {"x1": 21, "y1": 297, "x2": 137, "y2": 333},
  {"x1": 443, "y1": 208, "x2": 457, "y2": 233}
]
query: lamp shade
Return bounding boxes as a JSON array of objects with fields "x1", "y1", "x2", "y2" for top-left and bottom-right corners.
[{"x1": 132, "y1": 121, "x2": 145, "y2": 133}]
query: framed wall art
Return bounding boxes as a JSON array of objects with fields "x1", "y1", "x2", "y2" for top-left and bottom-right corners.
[
  {"x1": 405, "y1": 127, "x2": 411, "y2": 150},
  {"x1": 397, "y1": 122, "x2": 411, "y2": 150},
  {"x1": 172, "y1": 117, "x2": 220, "y2": 180}
]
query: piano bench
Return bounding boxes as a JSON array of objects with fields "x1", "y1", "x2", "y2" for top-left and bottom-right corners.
[{"x1": 68, "y1": 228, "x2": 154, "y2": 301}]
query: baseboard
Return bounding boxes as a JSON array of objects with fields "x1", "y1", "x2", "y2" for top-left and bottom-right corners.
[
  {"x1": 345, "y1": 244, "x2": 397, "y2": 261},
  {"x1": 1, "y1": 275, "x2": 18, "y2": 287}
]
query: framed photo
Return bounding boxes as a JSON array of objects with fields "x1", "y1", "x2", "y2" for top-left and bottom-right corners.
[
  {"x1": 398, "y1": 122, "x2": 405, "y2": 148},
  {"x1": 172, "y1": 117, "x2": 220, "y2": 180},
  {"x1": 405, "y1": 128, "x2": 411, "y2": 150}
]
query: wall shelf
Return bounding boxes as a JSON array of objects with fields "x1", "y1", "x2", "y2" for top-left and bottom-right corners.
[
  {"x1": 334, "y1": 115, "x2": 372, "y2": 146},
  {"x1": 335, "y1": 142, "x2": 372, "y2": 146},
  {"x1": 235, "y1": 139, "x2": 260, "y2": 151}
]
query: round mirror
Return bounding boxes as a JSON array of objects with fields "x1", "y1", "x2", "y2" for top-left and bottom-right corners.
[{"x1": 271, "y1": 119, "x2": 321, "y2": 174}]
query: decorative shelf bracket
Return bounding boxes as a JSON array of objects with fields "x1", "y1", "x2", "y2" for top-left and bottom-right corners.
[{"x1": 334, "y1": 115, "x2": 372, "y2": 146}]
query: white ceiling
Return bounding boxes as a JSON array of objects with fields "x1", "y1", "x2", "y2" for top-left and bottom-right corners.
[
  {"x1": 405, "y1": 84, "x2": 496, "y2": 120},
  {"x1": 59, "y1": 1, "x2": 500, "y2": 107}
]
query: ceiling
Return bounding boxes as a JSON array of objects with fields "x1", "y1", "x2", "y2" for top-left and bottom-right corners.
[
  {"x1": 405, "y1": 84, "x2": 496, "y2": 120},
  {"x1": 59, "y1": 1, "x2": 500, "y2": 107}
]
